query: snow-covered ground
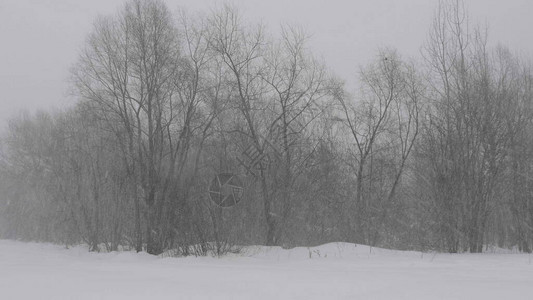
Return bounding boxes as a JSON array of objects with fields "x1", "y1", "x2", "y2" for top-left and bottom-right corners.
[{"x1": 0, "y1": 240, "x2": 532, "y2": 299}]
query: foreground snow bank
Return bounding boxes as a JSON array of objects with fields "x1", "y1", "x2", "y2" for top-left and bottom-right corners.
[{"x1": 0, "y1": 240, "x2": 532, "y2": 299}]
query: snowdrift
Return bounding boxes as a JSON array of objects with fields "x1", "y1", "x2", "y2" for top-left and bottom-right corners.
[{"x1": 0, "y1": 240, "x2": 532, "y2": 299}]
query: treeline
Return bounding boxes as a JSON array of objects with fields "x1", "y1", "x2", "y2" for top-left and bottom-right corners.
[{"x1": 1, "y1": 0, "x2": 532, "y2": 254}]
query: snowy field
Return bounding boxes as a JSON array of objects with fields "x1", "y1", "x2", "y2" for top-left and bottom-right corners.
[{"x1": 0, "y1": 240, "x2": 532, "y2": 299}]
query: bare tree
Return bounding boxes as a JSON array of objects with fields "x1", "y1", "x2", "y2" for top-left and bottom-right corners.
[
  {"x1": 336, "y1": 49, "x2": 422, "y2": 245},
  {"x1": 72, "y1": 0, "x2": 218, "y2": 254}
]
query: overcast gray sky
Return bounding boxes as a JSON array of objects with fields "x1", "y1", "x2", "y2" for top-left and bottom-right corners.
[{"x1": 1, "y1": 0, "x2": 532, "y2": 130}]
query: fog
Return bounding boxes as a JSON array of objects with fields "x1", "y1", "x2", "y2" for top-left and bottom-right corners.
[{"x1": 3, "y1": 1, "x2": 533, "y2": 298}]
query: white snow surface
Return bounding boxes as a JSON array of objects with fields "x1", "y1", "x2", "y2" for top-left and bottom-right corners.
[{"x1": 1, "y1": 240, "x2": 532, "y2": 299}]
